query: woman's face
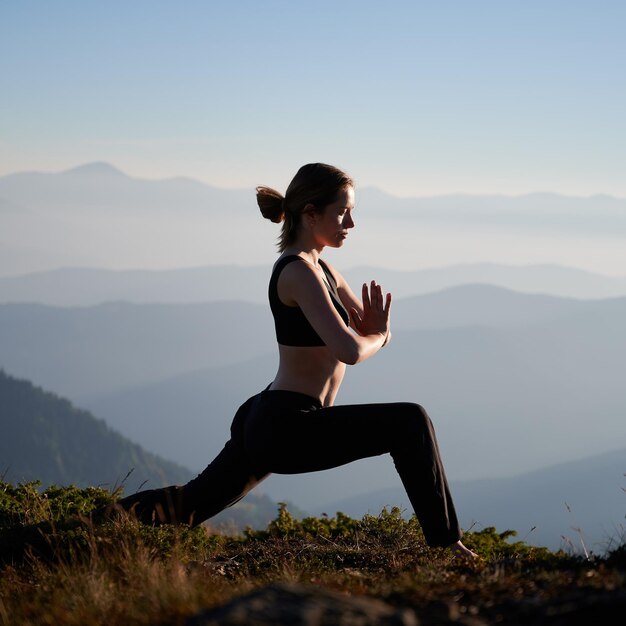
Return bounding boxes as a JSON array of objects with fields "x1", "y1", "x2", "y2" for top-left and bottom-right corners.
[{"x1": 310, "y1": 185, "x2": 355, "y2": 249}]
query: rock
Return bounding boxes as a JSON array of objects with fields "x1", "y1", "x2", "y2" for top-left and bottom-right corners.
[{"x1": 183, "y1": 582, "x2": 419, "y2": 626}]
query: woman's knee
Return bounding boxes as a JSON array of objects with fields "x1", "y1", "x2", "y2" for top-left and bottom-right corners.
[{"x1": 396, "y1": 402, "x2": 434, "y2": 434}]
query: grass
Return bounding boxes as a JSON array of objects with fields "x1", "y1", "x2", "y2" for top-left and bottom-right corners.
[{"x1": 0, "y1": 481, "x2": 624, "y2": 625}]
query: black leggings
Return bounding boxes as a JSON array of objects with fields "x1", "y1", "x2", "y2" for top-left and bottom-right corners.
[{"x1": 115, "y1": 387, "x2": 461, "y2": 547}]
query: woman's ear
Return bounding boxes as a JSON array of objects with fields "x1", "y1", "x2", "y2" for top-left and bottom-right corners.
[{"x1": 303, "y1": 203, "x2": 317, "y2": 227}]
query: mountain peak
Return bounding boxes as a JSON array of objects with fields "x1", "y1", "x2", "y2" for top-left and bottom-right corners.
[{"x1": 62, "y1": 162, "x2": 127, "y2": 177}]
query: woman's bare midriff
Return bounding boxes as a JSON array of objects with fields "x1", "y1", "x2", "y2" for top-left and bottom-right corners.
[{"x1": 269, "y1": 344, "x2": 346, "y2": 407}]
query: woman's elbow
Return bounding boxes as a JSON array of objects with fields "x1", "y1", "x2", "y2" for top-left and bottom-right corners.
[
  {"x1": 331, "y1": 338, "x2": 360, "y2": 365},
  {"x1": 335, "y1": 347, "x2": 359, "y2": 365},
  {"x1": 340, "y1": 350, "x2": 360, "y2": 366}
]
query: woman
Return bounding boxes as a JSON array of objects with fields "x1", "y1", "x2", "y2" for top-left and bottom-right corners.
[{"x1": 112, "y1": 163, "x2": 476, "y2": 557}]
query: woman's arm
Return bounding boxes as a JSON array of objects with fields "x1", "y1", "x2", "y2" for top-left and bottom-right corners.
[
  {"x1": 321, "y1": 260, "x2": 392, "y2": 346},
  {"x1": 279, "y1": 261, "x2": 390, "y2": 365},
  {"x1": 320, "y1": 259, "x2": 363, "y2": 326}
]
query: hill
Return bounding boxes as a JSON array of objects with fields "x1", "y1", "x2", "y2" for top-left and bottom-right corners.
[
  {"x1": 0, "y1": 369, "x2": 192, "y2": 492},
  {"x1": 0, "y1": 369, "x2": 301, "y2": 531}
]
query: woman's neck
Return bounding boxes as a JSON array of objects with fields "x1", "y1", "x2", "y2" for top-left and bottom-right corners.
[{"x1": 282, "y1": 244, "x2": 323, "y2": 268}]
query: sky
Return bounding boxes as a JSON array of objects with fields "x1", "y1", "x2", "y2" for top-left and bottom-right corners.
[{"x1": 2, "y1": 0, "x2": 626, "y2": 198}]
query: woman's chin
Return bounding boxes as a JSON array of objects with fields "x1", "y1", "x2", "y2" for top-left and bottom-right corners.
[{"x1": 320, "y1": 235, "x2": 347, "y2": 249}]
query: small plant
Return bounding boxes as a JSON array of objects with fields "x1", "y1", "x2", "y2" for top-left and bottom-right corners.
[{"x1": 461, "y1": 526, "x2": 556, "y2": 561}]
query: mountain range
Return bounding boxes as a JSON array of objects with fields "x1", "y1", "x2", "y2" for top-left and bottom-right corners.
[
  {"x1": 2, "y1": 263, "x2": 626, "y2": 306},
  {"x1": 2, "y1": 162, "x2": 626, "y2": 276},
  {"x1": 2, "y1": 162, "x2": 625, "y2": 230}
]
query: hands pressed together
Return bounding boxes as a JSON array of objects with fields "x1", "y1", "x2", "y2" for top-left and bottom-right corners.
[{"x1": 350, "y1": 280, "x2": 392, "y2": 345}]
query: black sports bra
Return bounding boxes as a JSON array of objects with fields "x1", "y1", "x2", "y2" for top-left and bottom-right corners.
[{"x1": 269, "y1": 255, "x2": 350, "y2": 347}]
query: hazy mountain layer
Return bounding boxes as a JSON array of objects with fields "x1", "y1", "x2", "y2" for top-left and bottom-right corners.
[
  {"x1": 2, "y1": 287, "x2": 624, "y2": 494},
  {"x1": 2, "y1": 263, "x2": 626, "y2": 306},
  {"x1": 0, "y1": 300, "x2": 274, "y2": 398},
  {"x1": 2, "y1": 162, "x2": 626, "y2": 276}
]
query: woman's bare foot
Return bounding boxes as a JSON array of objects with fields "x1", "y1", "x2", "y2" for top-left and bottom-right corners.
[{"x1": 448, "y1": 540, "x2": 479, "y2": 558}]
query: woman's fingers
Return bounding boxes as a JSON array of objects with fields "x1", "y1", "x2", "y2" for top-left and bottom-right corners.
[
  {"x1": 370, "y1": 281, "x2": 379, "y2": 308},
  {"x1": 358, "y1": 281, "x2": 392, "y2": 337},
  {"x1": 361, "y1": 282, "x2": 371, "y2": 310},
  {"x1": 367, "y1": 281, "x2": 387, "y2": 310},
  {"x1": 363, "y1": 280, "x2": 391, "y2": 315}
]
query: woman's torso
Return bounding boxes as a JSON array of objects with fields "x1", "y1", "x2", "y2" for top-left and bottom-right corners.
[
  {"x1": 270, "y1": 346, "x2": 346, "y2": 407},
  {"x1": 268, "y1": 254, "x2": 348, "y2": 407}
]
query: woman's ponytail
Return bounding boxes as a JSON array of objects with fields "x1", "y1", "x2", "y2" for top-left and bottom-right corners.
[{"x1": 256, "y1": 186, "x2": 285, "y2": 224}]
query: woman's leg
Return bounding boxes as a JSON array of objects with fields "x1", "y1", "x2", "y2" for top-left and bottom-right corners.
[
  {"x1": 109, "y1": 389, "x2": 462, "y2": 548},
  {"x1": 244, "y1": 391, "x2": 461, "y2": 547},
  {"x1": 111, "y1": 393, "x2": 268, "y2": 526}
]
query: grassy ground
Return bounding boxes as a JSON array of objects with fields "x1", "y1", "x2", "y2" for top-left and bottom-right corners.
[{"x1": 0, "y1": 482, "x2": 624, "y2": 625}]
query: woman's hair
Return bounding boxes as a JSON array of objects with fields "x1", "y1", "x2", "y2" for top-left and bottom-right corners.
[{"x1": 256, "y1": 163, "x2": 354, "y2": 252}]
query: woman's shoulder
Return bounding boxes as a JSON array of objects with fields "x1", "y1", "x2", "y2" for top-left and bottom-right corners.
[
  {"x1": 272, "y1": 254, "x2": 304, "y2": 272},
  {"x1": 272, "y1": 254, "x2": 318, "y2": 284}
]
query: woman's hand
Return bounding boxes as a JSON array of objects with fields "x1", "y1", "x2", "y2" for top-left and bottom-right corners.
[{"x1": 350, "y1": 280, "x2": 391, "y2": 343}]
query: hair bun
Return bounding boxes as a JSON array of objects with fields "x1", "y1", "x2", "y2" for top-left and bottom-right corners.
[{"x1": 256, "y1": 186, "x2": 285, "y2": 223}]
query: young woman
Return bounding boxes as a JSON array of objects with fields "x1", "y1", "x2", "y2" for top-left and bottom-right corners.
[{"x1": 112, "y1": 163, "x2": 477, "y2": 557}]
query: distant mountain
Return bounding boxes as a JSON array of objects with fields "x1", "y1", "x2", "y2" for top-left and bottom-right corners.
[
  {"x1": 62, "y1": 162, "x2": 128, "y2": 177},
  {"x1": 343, "y1": 263, "x2": 626, "y2": 302},
  {"x1": 0, "y1": 369, "x2": 192, "y2": 492},
  {"x1": 0, "y1": 300, "x2": 274, "y2": 398},
  {"x1": 2, "y1": 163, "x2": 624, "y2": 229},
  {"x1": 314, "y1": 448, "x2": 626, "y2": 555},
  {"x1": 392, "y1": 284, "x2": 593, "y2": 330},
  {"x1": 356, "y1": 188, "x2": 626, "y2": 236},
  {"x1": 1, "y1": 287, "x2": 624, "y2": 401},
  {"x1": 0, "y1": 265, "x2": 270, "y2": 306},
  {"x1": 0, "y1": 162, "x2": 276, "y2": 276},
  {"x1": 0, "y1": 161, "x2": 250, "y2": 215},
  {"x1": 2, "y1": 263, "x2": 626, "y2": 307},
  {"x1": 2, "y1": 162, "x2": 626, "y2": 276}
]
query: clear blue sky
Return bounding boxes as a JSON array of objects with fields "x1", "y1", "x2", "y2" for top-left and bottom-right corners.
[{"x1": 2, "y1": 0, "x2": 625, "y2": 196}]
